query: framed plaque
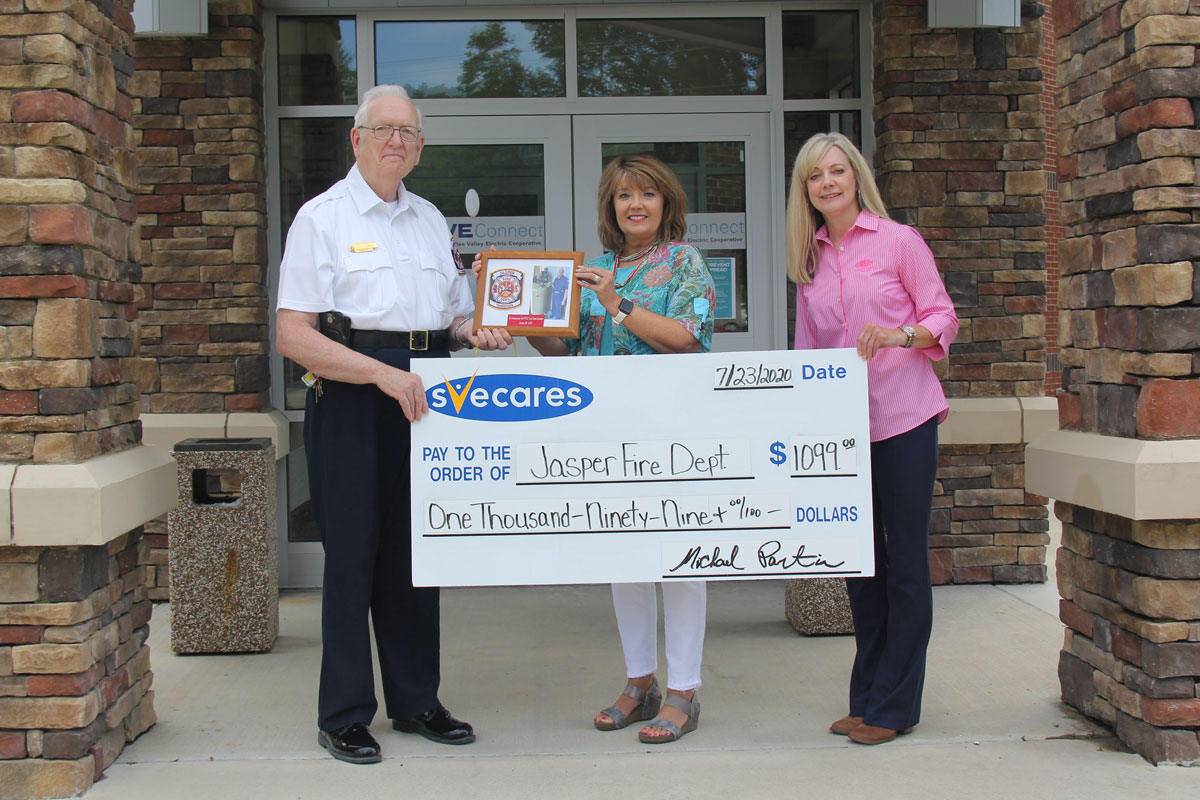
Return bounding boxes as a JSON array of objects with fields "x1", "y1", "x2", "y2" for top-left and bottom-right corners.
[{"x1": 474, "y1": 251, "x2": 584, "y2": 338}]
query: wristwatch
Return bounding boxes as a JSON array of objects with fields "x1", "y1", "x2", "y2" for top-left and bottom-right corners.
[
  {"x1": 613, "y1": 298, "x2": 635, "y2": 326},
  {"x1": 900, "y1": 324, "x2": 917, "y2": 348}
]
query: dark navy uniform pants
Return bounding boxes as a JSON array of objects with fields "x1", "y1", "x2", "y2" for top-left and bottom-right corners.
[
  {"x1": 846, "y1": 415, "x2": 939, "y2": 732},
  {"x1": 304, "y1": 344, "x2": 448, "y2": 732}
]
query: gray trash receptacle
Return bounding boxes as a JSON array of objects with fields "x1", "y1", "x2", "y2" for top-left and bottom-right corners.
[{"x1": 168, "y1": 437, "x2": 278, "y2": 654}]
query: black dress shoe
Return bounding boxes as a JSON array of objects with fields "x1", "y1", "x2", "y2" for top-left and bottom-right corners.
[
  {"x1": 318, "y1": 722, "x2": 382, "y2": 764},
  {"x1": 392, "y1": 706, "x2": 476, "y2": 745}
]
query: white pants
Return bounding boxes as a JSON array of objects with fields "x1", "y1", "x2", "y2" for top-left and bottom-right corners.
[{"x1": 610, "y1": 581, "x2": 707, "y2": 691}]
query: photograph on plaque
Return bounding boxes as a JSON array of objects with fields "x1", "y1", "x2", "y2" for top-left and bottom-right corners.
[{"x1": 474, "y1": 251, "x2": 583, "y2": 338}]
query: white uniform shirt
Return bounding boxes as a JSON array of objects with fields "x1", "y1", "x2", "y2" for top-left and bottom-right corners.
[{"x1": 276, "y1": 164, "x2": 474, "y2": 332}]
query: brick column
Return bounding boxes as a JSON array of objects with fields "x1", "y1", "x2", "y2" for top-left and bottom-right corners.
[
  {"x1": 1039, "y1": 3, "x2": 1063, "y2": 394},
  {"x1": 1042, "y1": 0, "x2": 1200, "y2": 765},
  {"x1": 0, "y1": 0, "x2": 145, "y2": 464},
  {"x1": 0, "y1": 2, "x2": 171, "y2": 796},
  {"x1": 130, "y1": 0, "x2": 268, "y2": 599},
  {"x1": 873, "y1": 0, "x2": 1051, "y2": 584},
  {"x1": 0, "y1": 533, "x2": 155, "y2": 797},
  {"x1": 130, "y1": 0, "x2": 268, "y2": 416}
]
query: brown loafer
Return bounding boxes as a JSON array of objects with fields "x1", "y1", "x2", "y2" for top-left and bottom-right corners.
[
  {"x1": 829, "y1": 715, "x2": 863, "y2": 736},
  {"x1": 848, "y1": 723, "x2": 914, "y2": 745}
]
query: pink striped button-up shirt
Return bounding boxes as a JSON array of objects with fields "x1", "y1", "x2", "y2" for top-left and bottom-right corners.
[{"x1": 793, "y1": 212, "x2": 959, "y2": 442}]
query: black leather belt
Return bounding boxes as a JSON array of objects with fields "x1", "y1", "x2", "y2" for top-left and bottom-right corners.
[{"x1": 349, "y1": 328, "x2": 447, "y2": 351}]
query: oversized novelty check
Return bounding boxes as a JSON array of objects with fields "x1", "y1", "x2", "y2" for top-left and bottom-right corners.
[{"x1": 409, "y1": 349, "x2": 874, "y2": 587}]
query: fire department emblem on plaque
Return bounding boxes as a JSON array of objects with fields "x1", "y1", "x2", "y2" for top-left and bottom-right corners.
[{"x1": 488, "y1": 268, "x2": 524, "y2": 310}]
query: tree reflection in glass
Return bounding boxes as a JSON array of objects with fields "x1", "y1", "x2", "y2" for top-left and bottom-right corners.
[
  {"x1": 375, "y1": 20, "x2": 564, "y2": 99},
  {"x1": 577, "y1": 18, "x2": 764, "y2": 97}
]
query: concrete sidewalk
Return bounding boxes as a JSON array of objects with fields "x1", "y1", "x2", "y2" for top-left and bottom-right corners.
[{"x1": 87, "y1": 573, "x2": 1195, "y2": 799}]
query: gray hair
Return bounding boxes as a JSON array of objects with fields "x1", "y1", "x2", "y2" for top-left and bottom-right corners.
[{"x1": 354, "y1": 84, "x2": 423, "y2": 129}]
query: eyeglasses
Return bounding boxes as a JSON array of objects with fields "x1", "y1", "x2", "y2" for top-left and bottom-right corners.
[{"x1": 359, "y1": 125, "x2": 421, "y2": 143}]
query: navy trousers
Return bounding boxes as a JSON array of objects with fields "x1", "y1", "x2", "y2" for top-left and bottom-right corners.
[
  {"x1": 846, "y1": 415, "x2": 939, "y2": 732},
  {"x1": 305, "y1": 344, "x2": 447, "y2": 732}
]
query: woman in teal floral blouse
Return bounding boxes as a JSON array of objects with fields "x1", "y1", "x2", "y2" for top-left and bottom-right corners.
[
  {"x1": 538, "y1": 155, "x2": 714, "y2": 743},
  {"x1": 565, "y1": 177, "x2": 715, "y2": 358},
  {"x1": 480, "y1": 155, "x2": 715, "y2": 743}
]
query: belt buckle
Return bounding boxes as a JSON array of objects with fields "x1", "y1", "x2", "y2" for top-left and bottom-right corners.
[{"x1": 410, "y1": 329, "x2": 429, "y2": 351}]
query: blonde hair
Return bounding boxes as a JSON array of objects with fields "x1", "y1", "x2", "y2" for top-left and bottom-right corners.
[
  {"x1": 785, "y1": 133, "x2": 890, "y2": 284},
  {"x1": 596, "y1": 155, "x2": 688, "y2": 253}
]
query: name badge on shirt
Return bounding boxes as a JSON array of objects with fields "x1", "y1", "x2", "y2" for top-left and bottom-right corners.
[{"x1": 348, "y1": 242, "x2": 378, "y2": 253}]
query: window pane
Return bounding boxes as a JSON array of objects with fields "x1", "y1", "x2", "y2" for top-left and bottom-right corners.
[
  {"x1": 783, "y1": 111, "x2": 862, "y2": 197},
  {"x1": 375, "y1": 20, "x2": 565, "y2": 98},
  {"x1": 783, "y1": 112, "x2": 863, "y2": 349},
  {"x1": 406, "y1": 143, "x2": 546, "y2": 262},
  {"x1": 782, "y1": 11, "x2": 860, "y2": 100},
  {"x1": 278, "y1": 118, "x2": 354, "y2": 410},
  {"x1": 601, "y1": 142, "x2": 749, "y2": 333},
  {"x1": 286, "y1": 422, "x2": 320, "y2": 542},
  {"x1": 278, "y1": 16, "x2": 357, "y2": 106},
  {"x1": 578, "y1": 19, "x2": 764, "y2": 97},
  {"x1": 408, "y1": 145, "x2": 545, "y2": 217},
  {"x1": 279, "y1": 117, "x2": 354, "y2": 242}
]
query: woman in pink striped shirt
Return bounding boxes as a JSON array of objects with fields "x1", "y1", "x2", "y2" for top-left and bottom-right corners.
[{"x1": 786, "y1": 133, "x2": 959, "y2": 745}]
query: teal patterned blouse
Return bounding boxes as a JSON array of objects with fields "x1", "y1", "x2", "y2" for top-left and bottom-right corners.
[{"x1": 567, "y1": 242, "x2": 716, "y2": 356}]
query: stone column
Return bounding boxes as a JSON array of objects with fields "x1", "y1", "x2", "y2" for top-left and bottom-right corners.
[
  {"x1": 1028, "y1": 0, "x2": 1200, "y2": 765},
  {"x1": 128, "y1": 0, "x2": 284, "y2": 601},
  {"x1": 0, "y1": 1, "x2": 144, "y2": 463},
  {"x1": 873, "y1": 0, "x2": 1054, "y2": 584},
  {"x1": 0, "y1": 2, "x2": 175, "y2": 796},
  {"x1": 0, "y1": 533, "x2": 156, "y2": 798},
  {"x1": 131, "y1": 0, "x2": 267, "y2": 417}
]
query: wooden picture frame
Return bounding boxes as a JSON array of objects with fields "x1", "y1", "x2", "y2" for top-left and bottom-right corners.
[{"x1": 474, "y1": 251, "x2": 584, "y2": 338}]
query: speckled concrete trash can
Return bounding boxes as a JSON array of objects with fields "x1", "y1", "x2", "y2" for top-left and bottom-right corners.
[
  {"x1": 784, "y1": 578, "x2": 855, "y2": 635},
  {"x1": 169, "y1": 437, "x2": 278, "y2": 654}
]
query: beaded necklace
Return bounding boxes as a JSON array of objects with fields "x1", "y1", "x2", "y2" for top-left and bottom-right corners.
[{"x1": 614, "y1": 241, "x2": 659, "y2": 289}]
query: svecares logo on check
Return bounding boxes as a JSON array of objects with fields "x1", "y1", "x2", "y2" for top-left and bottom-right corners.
[{"x1": 427, "y1": 371, "x2": 593, "y2": 421}]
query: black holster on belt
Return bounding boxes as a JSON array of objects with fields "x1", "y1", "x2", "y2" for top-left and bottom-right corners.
[{"x1": 317, "y1": 310, "x2": 351, "y2": 345}]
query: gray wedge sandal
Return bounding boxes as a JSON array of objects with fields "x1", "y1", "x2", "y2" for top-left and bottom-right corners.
[
  {"x1": 594, "y1": 678, "x2": 662, "y2": 731},
  {"x1": 638, "y1": 690, "x2": 699, "y2": 744}
]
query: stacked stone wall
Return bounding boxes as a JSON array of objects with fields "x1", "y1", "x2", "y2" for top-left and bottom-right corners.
[
  {"x1": 930, "y1": 443, "x2": 1048, "y2": 583},
  {"x1": 0, "y1": 3, "x2": 162, "y2": 793},
  {"x1": 874, "y1": 0, "x2": 1050, "y2": 584},
  {"x1": 1040, "y1": 3, "x2": 1063, "y2": 394},
  {"x1": 142, "y1": 516, "x2": 169, "y2": 602},
  {"x1": 130, "y1": 2, "x2": 268, "y2": 601},
  {"x1": 0, "y1": 532, "x2": 156, "y2": 798},
  {"x1": 1057, "y1": 506, "x2": 1200, "y2": 764},
  {"x1": 1054, "y1": 0, "x2": 1200, "y2": 765},
  {"x1": 130, "y1": 0, "x2": 268, "y2": 415},
  {"x1": 1056, "y1": 1, "x2": 1200, "y2": 438},
  {"x1": 0, "y1": 0, "x2": 147, "y2": 465}
]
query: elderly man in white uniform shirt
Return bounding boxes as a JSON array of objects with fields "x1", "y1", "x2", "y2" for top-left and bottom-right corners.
[{"x1": 276, "y1": 84, "x2": 510, "y2": 764}]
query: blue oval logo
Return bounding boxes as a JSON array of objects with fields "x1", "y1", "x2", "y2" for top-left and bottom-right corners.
[{"x1": 427, "y1": 372, "x2": 593, "y2": 422}]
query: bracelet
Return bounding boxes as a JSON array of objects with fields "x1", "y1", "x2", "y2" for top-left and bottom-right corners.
[{"x1": 452, "y1": 317, "x2": 471, "y2": 349}]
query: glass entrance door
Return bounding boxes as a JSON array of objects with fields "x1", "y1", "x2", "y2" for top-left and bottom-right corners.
[
  {"x1": 572, "y1": 113, "x2": 775, "y2": 353},
  {"x1": 277, "y1": 112, "x2": 774, "y2": 585},
  {"x1": 413, "y1": 116, "x2": 573, "y2": 256},
  {"x1": 278, "y1": 116, "x2": 572, "y2": 586},
  {"x1": 410, "y1": 115, "x2": 573, "y2": 361}
]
